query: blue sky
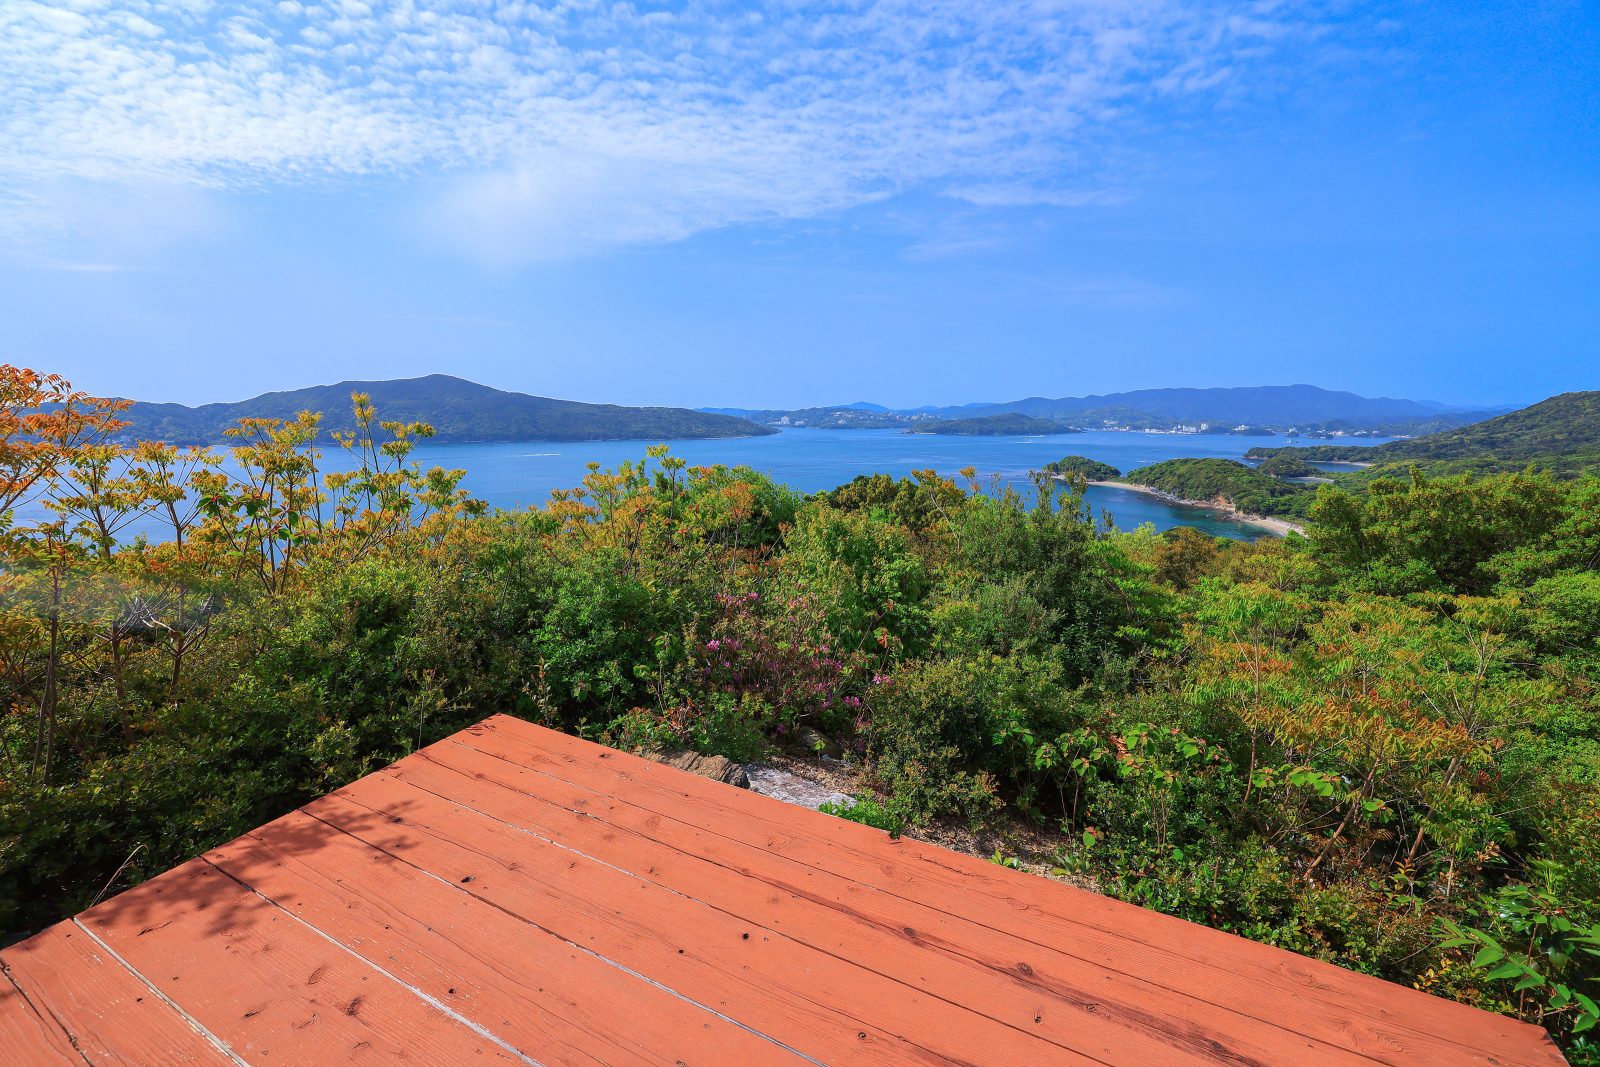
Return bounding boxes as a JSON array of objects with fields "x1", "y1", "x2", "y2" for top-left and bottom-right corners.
[{"x1": 1, "y1": 1, "x2": 1595, "y2": 410}]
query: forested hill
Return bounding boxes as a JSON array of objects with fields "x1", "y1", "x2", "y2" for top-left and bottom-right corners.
[
  {"x1": 1125, "y1": 457, "x2": 1305, "y2": 517},
  {"x1": 117, "y1": 374, "x2": 777, "y2": 444},
  {"x1": 1248, "y1": 390, "x2": 1600, "y2": 475},
  {"x1": 910, "y1": 413, "x2": 1076, "y2": 436}
]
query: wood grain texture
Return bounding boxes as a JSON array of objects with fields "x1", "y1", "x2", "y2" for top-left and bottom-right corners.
[{"x1": 0, "y1": 713, "x2": 1571, "y2": 1066}]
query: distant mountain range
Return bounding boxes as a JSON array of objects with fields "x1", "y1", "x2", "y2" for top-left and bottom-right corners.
[
  {"x1": 114, "y1": 377, "x2": 1535, "y2": 449},
  {"x1": 967, "y1": 385, "x2": 1464, "y2": 424},
  {"x1": 116, "y1": 375, "x2": 776, "y2": 444},
  {"x1": 704, "y1": 385, "x2": 1505, "y2": 436}
]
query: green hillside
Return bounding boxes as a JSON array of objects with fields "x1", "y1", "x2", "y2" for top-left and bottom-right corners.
[
  {"x1": 117, "y1": 374, "x2": 777, "y2": 444},
  {"x1": 1248, "y1": 391, "x2": 1600, "y2": 476},
  {"x1": 912, "y1": 413, "x2": 1077, "y2": 436},
  {"x1": 1254, "y1": 453, "x2": 1320, "y2": 479}
]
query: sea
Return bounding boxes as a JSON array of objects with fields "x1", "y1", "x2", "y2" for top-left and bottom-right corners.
[
  {"x1": 405, "y1": 428, "x2": 1391, "y2": 542},
  {"x1": 15, "y1": 429, "x2": 1390, "y2": 543}
]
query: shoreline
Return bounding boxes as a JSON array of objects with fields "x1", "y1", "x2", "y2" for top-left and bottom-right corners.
[{"x1": 1084, "y1": 479, "x2": 1306, "y2": 537}]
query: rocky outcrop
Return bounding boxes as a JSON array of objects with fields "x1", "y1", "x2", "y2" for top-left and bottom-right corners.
[
  {"x1": 744, "y1": 765, "x2": 854, "y2": 811},
  {"x1": 646, "y1": 749, "x2": 749, "y2": 788},
  {"x1": 789, "y1": 726, "x2": 843, "y2": 759}
]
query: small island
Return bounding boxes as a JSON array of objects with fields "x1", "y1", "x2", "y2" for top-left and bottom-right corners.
[
  {"x1": 1042, "y1": 455, "x2": 1122, "y2": 481},
  {"x1": 116, "y1": 374, "x2": 779, "y2": 445},
  {"x1": 909, "y1": 413, "x2": 1078, "y2": 436},
  {"x1": 1117, "y1": 457, "x2": 1312, "y2": 534}
]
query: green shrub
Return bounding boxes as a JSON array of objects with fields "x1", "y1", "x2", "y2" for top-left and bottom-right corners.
[{"x1": 818, "y1": 796, "x2": 903, "y2": 834}]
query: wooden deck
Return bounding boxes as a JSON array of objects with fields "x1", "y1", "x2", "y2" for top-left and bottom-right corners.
[{"x1": 2, "y1": 715, "x2": 1567, "y2": 1065}]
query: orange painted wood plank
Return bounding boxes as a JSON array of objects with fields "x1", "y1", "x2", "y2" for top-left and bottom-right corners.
[
  {"x1": 76, "y1": 858, "x2": 527, "y2": 1065},
  {"x1": 2, "y1": 922, "x2": 237, "y2": 1065},
  {"x1": 203, "y1": 809, "x2": 810, "y2": 1066},
  {"x1": 0, "y1": 970, "x2": 83, "y2": 1065},
  {"x1": 398, "y1": 738, "x2": 1370, "y2": 1067},
  {"x1": 437, "y1": 730, "x2": 1494, "y2": 1067},
  {"x1": 468, "y1": 715, "x2": 1567, "y2": 1067},
  {"x1": 312, "y1": 775, "x2": 1090, "y2": 1066}
]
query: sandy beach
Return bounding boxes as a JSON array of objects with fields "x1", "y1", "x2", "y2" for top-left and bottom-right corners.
[{"x1": 1088, "y1": 480, "x2": 1307, "y2": 537}]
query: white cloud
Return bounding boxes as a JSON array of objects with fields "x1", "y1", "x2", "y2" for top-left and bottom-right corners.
[{"x1": 1, "y1": 0, "x2": 1346, "y2": 262}]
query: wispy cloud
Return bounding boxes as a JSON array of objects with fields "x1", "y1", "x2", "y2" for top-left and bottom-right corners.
[{"x1": 2, "y1": 1, "x2": 1346, "y2": 262}]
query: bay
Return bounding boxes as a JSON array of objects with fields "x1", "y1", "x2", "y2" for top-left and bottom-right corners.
[
  {"x1": 15, "y1": 428, "x2": 1392, "y2": 542},
  {"x1": 409, "y1": 428, "x2": 1393, "y2": 541}
]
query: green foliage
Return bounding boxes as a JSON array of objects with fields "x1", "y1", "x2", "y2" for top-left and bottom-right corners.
[
  {"x1": 1149, "y1": 526, "x2": 1226, "y2": 591},
  {"x1": 780, "y1": 501, "x2": 932, "y2": 658},
  {"x1": 940, "y1": 478, "x2": 1166, "y2": 683},
  {"x1": 818, "y1": 796, "x2": 903, "y2": 834},
  {"x1": 533, "y1": 548, "x2": 666, "y2": 712},
  {"x1": 864, "y1": 653, "x2": 1095, "y2": 826},
  {"x1": 1309, "y1": 469, "x2": 1567, "y2": 595},
  {"x1": 825, "y1": 471, "x2": 965, "y2": 531},
  {"x1": 864, "y1": 656, "x2": 1008, "y2": 823},
  {"x1": 1437, "y1": 865, "x2": 1600, "y2": 1047}
]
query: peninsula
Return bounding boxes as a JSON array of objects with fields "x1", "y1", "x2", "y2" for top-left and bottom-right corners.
[{"x1": 117, "y1": 374, "x2": 777, "y2": 445}]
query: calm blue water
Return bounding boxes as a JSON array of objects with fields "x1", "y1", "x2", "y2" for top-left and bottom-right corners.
[
  {"x1": 16, "y1": 429, "x2": 1391, "y2": 542},
  {"x1": 407, "y1": 429, "x2": 1391, "y2": 541}
]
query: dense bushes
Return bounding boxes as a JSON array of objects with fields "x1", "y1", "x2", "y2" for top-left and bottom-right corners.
[{"x1": 2, "y1": 368, "x2": 1597, "y2": 1056}]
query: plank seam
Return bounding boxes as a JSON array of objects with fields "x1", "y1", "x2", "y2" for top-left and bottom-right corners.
[
  {"x1": 2, "y1": 962, "x2": 94, "y2": 1066},
  {"x1": 198, "y1": 858, "x2": 545, "y2": 1067},
  {"x1": 69, "y1": 918, "x2": 253, "y2": 1067},
  {"x1": 294, "y1": 806, "x2": 836, "y2": 1067}
]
